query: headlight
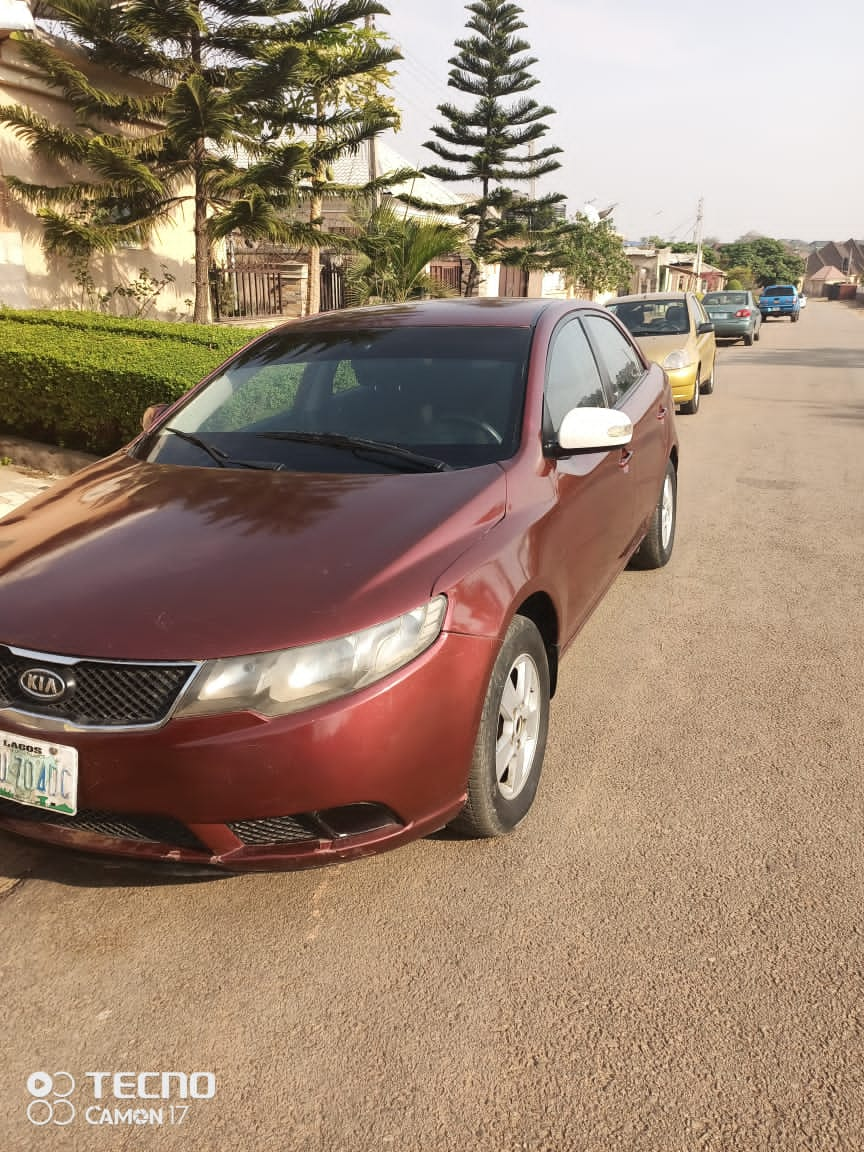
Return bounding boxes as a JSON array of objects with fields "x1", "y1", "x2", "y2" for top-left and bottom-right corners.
[
  {"x1": 174, "y1": 596, "x2": 448, "y2": 719},
  {"x1": 663, "y1": 349, "x2": 692, "y2": 371}
]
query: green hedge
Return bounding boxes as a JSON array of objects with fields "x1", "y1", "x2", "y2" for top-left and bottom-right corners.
[{"x1": 0, "y1": 309, "x2": 266, "y2": 454}]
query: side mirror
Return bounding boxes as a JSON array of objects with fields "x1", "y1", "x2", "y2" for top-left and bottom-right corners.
[
  {"x1": 556, "y1": 407, "x2": 633, "y2": 453},
  {"x1": 142, "y1": 403, "x2": 169, "y2": 432},
  {"x1": 697, "y1": 320, "x2": 714, "y2": 334}
]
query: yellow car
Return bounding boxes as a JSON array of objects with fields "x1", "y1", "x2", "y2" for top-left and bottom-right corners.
[{"x1": 607, "y1": 292, "x2": 717, "y2": 414}]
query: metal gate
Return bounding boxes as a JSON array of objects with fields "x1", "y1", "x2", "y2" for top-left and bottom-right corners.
[
  {"x1": 498, "y1": 264, "x2": 529, "y2": 297},
  {"x1": 210, "y1": 245, "x2": 308, "y2": 320},
  {"x1": 320, "y1": 260, "x2": 346, "y2": 312}
]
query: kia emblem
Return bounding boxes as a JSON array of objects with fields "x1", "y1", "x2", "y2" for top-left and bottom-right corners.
[{"x1": 18, "y1": 667, "x2": 69, "y2": 702}]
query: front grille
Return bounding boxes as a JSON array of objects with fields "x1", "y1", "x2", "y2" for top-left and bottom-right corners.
[
  {"x1": 0, "y1": 799, "x2": 208, "y2": 852},
  {"x1": 227, "y1": 815, "x2": 321, "y2": 845},
  {"x1": 228, "y1": 805, "x2": 402, "y2": 845},
  {"x1": 0, "y1": 647, "x2": 196, "y2": 727}
]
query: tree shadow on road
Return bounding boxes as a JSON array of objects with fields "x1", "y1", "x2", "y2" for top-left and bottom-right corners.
[
  {"x1": 733, "y1": 394, "x2": 864, "y2": 423},
  {"x1": 730, "y1": 347, "x2": 864, "y2": 369}
]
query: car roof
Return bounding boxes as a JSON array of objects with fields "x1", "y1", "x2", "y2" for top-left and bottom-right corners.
[
  {"x1": 271, "y1": 297, "x2": 600, "y2": 332},
  {"x1": 609, "y1": 292, "x2": 689, "y2": 303}
]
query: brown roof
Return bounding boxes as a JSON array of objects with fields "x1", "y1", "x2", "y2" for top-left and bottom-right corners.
[
  {"x1": 807, "y1": 239, "x2": 864, "y2": 278},
  {"x1": 807, "y1": 264, "x2": 846, "y2": 282}
]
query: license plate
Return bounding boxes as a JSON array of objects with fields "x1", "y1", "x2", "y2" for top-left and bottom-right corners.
[
  {"x1": 712, "y1": 312, "x2": 730, "y2": 319},
  {"x1": 0, "y1": 730, "x2": 78, "y2": 815}
]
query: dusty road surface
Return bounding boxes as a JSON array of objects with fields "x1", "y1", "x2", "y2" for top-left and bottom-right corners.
[{"x1": 2, "y1": 299, "x2": 864, "y2": 1151}]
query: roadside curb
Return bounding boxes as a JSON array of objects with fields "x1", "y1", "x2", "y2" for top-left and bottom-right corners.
[{"x1": 0, "y1": 435, "x2": 99, "y2": 476}]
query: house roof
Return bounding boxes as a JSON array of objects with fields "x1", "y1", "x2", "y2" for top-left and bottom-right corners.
[
  {"x1": 807, "y1": 264, "x2": 846, "y2": 282},
  {"x1": 669, "y1": 260, "x2": 724, "y2": 275},
  {"x1": 232, "y1": 134, "x2": 466, "y2": 225},
  {"x1": 807, "y1": 238, "x2": 864, "y2": 278},
  {"x1": 330, "y1": 137, "x2": 468, "y2": 212}
]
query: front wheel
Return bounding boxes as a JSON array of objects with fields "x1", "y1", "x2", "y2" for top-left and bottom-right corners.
[
  {"x1": 450, "y1": 616, "x2": 550, "y2": 838},
  {"x1": 791, "y1": 312, "x2": 799, "y2": 323},
  {"x1": 631, "y1": 459, "x2": 677, "y2": 570},
  {"x1": 680, "y1": 371, "x2": 700, "y2": 414},
  {"x1": 701, "y1": 359, "x2": 716, "y2": 394}
]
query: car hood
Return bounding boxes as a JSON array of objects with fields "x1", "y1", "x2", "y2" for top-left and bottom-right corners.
[
  {"x1": 0, "y1": 455, "x2": 507, "y2": 660},
  {"x1": 634, "y1": 333, "x2": 696, "y2": 366}
]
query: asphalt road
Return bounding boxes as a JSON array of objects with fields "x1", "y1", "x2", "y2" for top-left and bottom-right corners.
[{"x1": 2, "y1": 299, "x2": 864, "y2": 1151}]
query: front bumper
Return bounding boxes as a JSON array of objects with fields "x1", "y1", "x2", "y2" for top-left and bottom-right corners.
[
  {"x1": 665, "y1": 364, "x2": 699, "y2": 404},
  {"x1": 0, "y1": 631, "x2": 497, "y2": 870}
]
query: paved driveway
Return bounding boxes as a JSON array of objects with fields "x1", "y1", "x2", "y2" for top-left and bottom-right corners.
[
  {"x1": 2, "y1": 299, "x2": 864, "y2": 1150},
  {"x1": 0, "y1": 465, "x2": 54, "y2": 519}
]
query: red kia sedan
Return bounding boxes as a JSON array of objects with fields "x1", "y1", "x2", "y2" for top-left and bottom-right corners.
[{"x1": 0, "y1": 298, "x2": 678, "y2": 870}]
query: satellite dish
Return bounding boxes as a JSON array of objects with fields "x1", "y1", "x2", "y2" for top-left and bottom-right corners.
[{"x1": 578, "y1": 204, "x2": 601, "y2": 225}]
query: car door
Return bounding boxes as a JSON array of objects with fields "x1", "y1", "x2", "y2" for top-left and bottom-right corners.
[
  {"x1": 541, "y1": 314, "x2": 635, "y2": 642},
  {"x1": 690, "y1": 293, "x2": 715, "y2": 372},
  {"x1": 582, "y1": 311, "x2": 669, "y2": 535}
]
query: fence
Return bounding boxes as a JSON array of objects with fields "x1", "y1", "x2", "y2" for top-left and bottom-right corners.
[
  {"x1": 210, "y1": 251, "x2": 351, "y2": 320},
  {"x1": 320, "y1": 260, "x2": 346, "y2": 312}
]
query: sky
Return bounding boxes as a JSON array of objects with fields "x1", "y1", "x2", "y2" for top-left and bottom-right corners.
[{"x1": 378, "y1": 0, "x2": 864, "y2": 246}]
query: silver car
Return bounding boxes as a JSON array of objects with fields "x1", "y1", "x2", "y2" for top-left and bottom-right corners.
[{"x1": 702, "y1": 291, "x2": 762, "y2": 346}]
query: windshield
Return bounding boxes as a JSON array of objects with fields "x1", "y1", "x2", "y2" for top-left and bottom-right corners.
[
  {"x1": 608, "y1": 299, "x2": 691, "y2": 337},
  {"x1": 138, "y1": 326, "x2": 532, "y2": 473},
  {"x1": 703, "y1": 292, "x2": 747, "y2": 307},
  {"x1": 762, "y1": 285, "x2": 795, "y2": 297}
]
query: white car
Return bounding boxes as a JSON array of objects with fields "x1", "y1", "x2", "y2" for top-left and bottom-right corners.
[{"x1": 799, "y1": 292, "x2": 808, "y2": 309}]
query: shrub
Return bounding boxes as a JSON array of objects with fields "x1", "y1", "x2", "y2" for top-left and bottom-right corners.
[{"x1": 0, "y1": 309, "x2": 266, "y2": 454}]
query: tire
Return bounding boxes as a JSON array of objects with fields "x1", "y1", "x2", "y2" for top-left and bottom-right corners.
[
  {"x1": 754, "y1": 324, "x2": 760, "y2": 342},
  {"x1": 701, "y1": 358, "x2": 715, "y2": 394},
  {"x1": 744, "y1": 330, "x2": 754, "y2": 346},
  {"x1": 791, "y1": 312, "x2": 799, "y2": 323},
  {"x1": 451, "y1": 616, "x2": 550, "y2": 838},
  {"x1": 631, "y1": 459, "x2": 677, "y2": 570},
  {"x1": 680, "y1": 370, "x2": 700, "y2": 414}
]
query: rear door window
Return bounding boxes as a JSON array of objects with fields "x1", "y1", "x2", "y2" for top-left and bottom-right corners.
[
  {"x1": 543, "y1": 318, "x2": 607, "y2": 435},
  {"x1": 582, "y1": 315, "x2": 646, "y2": 406}
]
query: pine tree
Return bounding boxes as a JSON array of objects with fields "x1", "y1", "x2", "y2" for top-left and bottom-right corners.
[
  {"x1": 0, "y1": 0, "x2": 402, "y2": 321},
  {"x1": 423, "y1": 0, "x2": 563, "y2": 296},
  {"x1": 253, "y1": 2, "x2": 405, "y2": 314}
]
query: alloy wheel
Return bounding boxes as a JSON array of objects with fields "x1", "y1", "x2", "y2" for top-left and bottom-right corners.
[{"x1": 496, "y1": 654, "x2": 542, "y2": 800}]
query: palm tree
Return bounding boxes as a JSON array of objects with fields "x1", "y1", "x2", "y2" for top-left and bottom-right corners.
[
  {"x1": 0, "y1": 0, "x2": 403, "y2": 321},
  {"x1": 345, "y1": 201, "x2": 471, "y2": 305}
]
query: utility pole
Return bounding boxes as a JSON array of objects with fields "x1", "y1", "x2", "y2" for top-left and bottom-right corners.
[
  {"x1": 694, "y1": 195, "x2": 704, "y2": 288},
  {"x1": 365, "y1": 13, "x2": 380, "y2": 206}
]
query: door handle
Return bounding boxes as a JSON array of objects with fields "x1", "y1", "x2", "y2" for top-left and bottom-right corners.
[
  {"x1": 619, "y1": 448, "x2": 634, "y2": 471},
  {"x1": 657, "y1": 405, "x2": 668, "y2": 421}
]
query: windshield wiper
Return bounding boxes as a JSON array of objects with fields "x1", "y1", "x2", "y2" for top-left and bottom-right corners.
[
  {"x1": 163, "y1": 428, "x2": 283, "y2": 471},
  {"x1": 256, "y1": 430, "x2": 450, "y2": 473}
]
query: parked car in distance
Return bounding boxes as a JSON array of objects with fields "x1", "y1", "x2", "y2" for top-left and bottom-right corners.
[
  {"x1": 758, "y1": 284, "x2": 800, "y2": 322},
  {"x1": 798, "y1": 292, "x2": 807, "y2": 309},
  {"x1": 0, "y1": 298, "x2": 680, "y2": 872},
  {"x1": 702, "y1": 290, "x2": 762, "y2": 345},
  {"x1": 606, "y1": 292, "x2": 716, "y2": 414}
]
